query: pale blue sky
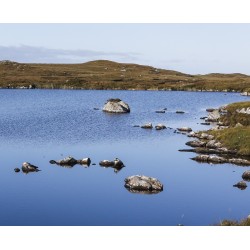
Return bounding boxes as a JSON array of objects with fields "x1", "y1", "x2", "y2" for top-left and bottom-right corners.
[{"x1": 0, "y1": 23, "x2": 250, "y2": 74}]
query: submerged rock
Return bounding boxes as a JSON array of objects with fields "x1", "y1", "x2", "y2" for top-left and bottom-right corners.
[
  {"x1": 233, "y1": 181, "x2": 247, "y2": 190},
  {"x1": 176, "y1": 110, "x2": 185, "y2": 114},
  {"x1": 14, "y1": 168, "x2": 20, "y2": 173},
  {"x1": 141, "y1": 123, "x2": 153, "y2": 129},
  {"x1": 102, "y1": 98, "x2": 130, "y2": 113},
  {"x1": 124, "y1": 175, "x2": 163, "y2": 192},
  {"x1": 22, "y1": 162, "x2": 40, "y2": 173},
  {"x1": 155, "y1": 110, "x2": 165, "y2": 113}
]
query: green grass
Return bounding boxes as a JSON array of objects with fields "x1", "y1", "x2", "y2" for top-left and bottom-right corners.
[
  {"x1": 208, "y1": 101, "x2": 250, "y2": 156},
  {"x1": 210, "y1": 127, "x2": 250, "y2": 156},
  {"x1": 1, "y1": 60, "x2": 250, "y2": 91},
  {"x1": 220, "y1": 101, "x2": 250, "y2": 126}
]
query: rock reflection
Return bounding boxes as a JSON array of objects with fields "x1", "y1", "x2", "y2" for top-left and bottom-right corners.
[
  {"x1": 50, "y1": 156, "x2": 91, "y2": 168},
  {"x1": 125, "y1": 188, "x2": 162, "y2": 194}
]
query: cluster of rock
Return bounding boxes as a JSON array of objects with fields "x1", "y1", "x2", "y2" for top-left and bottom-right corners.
[
  {"x1": 241, "y1": 92, "x2": 250, "y2": 96},
  {"x1": 140, "y1": 123, "x2": 167, "y2": 130},
  {"x1": 233, "y1": 170, "x2": 250, "y2": 190}
]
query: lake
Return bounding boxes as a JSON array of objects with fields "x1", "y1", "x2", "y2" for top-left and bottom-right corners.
[{"x1": 0, "y1": 89, "x2": 249, "y2": 226}]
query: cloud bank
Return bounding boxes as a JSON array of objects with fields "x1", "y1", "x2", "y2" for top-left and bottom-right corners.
[{"x1": 0, "y1": 45, "x2": 140, "y2": 63}]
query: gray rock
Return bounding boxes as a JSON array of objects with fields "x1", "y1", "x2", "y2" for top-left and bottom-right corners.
[
  {"x1": 124, "y1": 175, "x2": 163, "y2": 192},
  {"x1": 141, "y1": 123, "x2": 153, "y2": 129},
  {"x1": 50, "y1": 156, "x2": 78, "y2": 166},
  {"x1": 236, "y1": 107, "x2": 250, "y2": 115},
  {"x1": 186, "y1": 140, "x2": 206, "y2": 148},
  {"x1": 233, "y1": 181, "x2": 247, "y2": 190},
  {"x1": 206, "y1": 140, "x2": 222, "y2": 149},
  {"x1": 191, "y1": 155, "x2": 227, "y2": 163},
  {"x1": 99, "y1": 158, "x2": 125, "y2": 173},
  {"x1": 241, "y1": 92, "x2": 250, "y2": 96},
  {"x1": 155, "y1": 124, "x2": 167, "y2": 130},
  {"x1": 229, "y1": 158, "x2": 250, "y2": 166},
  {"x1": 242, "y1": 170, "x2": 250, "y2": 180},
  {"x1": 103, "y1": 98, "x2": 130, "y2": 113},
  {"x1": 77, "y1": 158, "x2": 91, "y2": 165},
  {"x1": 206, "y1": 109, "x2": 220, "y2": 122},
  {"x1": 99, "y1": 160, "x2": 114, "y2": 167},
  {"x1": 177, "y1": 127, "x2": 192, "y2": 132},
  {"x1": 22, "y1": 162, "x2": 40, "y2": 172},
  {"x1": 176, "y1": 110, "x2": 185, "y2": 114}
]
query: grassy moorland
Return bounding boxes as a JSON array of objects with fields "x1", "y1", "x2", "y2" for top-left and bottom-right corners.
[
  {"x1": 217, "y1": 217, "x2": 250, "y2": 226},
  {"x1": 1, "y1": 60, "x2": 250, "y2": 92},
  {"x1": 209, "y1": 101, "x2": 250, "y2": 156}
]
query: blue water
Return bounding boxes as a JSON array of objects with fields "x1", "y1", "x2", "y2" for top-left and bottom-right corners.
[{"x1": 0, "y1": 89, "x2": 249, "y2": 225}]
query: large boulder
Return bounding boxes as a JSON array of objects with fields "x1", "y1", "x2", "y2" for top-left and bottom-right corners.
[
  {"x1": 102, "y1": 98, "x2": 130, "y2": 113},
  {"x1": 124, "y1": 175, "x2": 163, "y2": 192}
]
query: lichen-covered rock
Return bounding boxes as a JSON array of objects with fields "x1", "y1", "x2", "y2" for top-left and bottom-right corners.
[
  {"x1": 124, "y1": 175, "x2": 163, "y2": 192},
  {"x1": 102, "y1": 98, "x2": 130, "y2": 113},
  {"x1": 22, "y1": 162, "x2": 40, "y2": 172},
  {"x1": 141, "y1": 123, "x2": 153, "y2": 129},
  {"x1": 242, "y1": 170, "x2": 250, "y2": 180}
]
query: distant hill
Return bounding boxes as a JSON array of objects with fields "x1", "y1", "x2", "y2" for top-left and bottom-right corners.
[{"x1": 0, "y1": 60, "x2": 250, "y2": 92}]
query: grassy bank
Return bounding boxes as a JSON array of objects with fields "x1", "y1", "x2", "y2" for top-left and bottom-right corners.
[
  {"x1": 217, "y1": 217, "x2": 250, "y2": 226},
  {"x1": 1, "y1": 60, "x2": 250, "y2": 91},
  {"x1": 209, "y1": 101, "x2": 250, "y2": 156}
]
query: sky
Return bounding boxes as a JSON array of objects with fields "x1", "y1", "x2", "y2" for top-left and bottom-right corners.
[{"x1": 0, "y1": 23, "x2": 250, "y2": 75}]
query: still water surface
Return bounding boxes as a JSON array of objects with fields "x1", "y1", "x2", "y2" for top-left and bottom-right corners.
[{"x1": 0, "y1": 89, "x2": 249, "y2": 225}]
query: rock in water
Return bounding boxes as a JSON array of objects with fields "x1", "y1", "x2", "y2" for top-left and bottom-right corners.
[
  {"x1": 177, "y1": 127, "x2": 192, "y2": 132},
  {"x1": 50, "y1": 156, "x2": 78, "y2": 166},
  {"x1": 14, "y1": 168, "x2": 20, "y2": 172},
  {"x1": 141, "y1": 123, "x2": 153, "y2": 129},
  {"x1": 102, "y1": 98, "x2": 130, "y2": 113},
  {"x1": 124, "y1": 175, "x2": 163, "y2": 192},
  {"x1": 77, "y1": 158, "x2": 91, "y2": 166},
  {"x1": 233, "y1": 181, "x2": 247, "y2": 190},
  {"x1": 22, "y1": 162, "x2": 40, "y2": 173},
  {"x1": 155, "y1": 124, "x2": 166, "y2": 130},
  {"x1": 242, "y1": 170, "x2": 250, "y2": 180}
]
